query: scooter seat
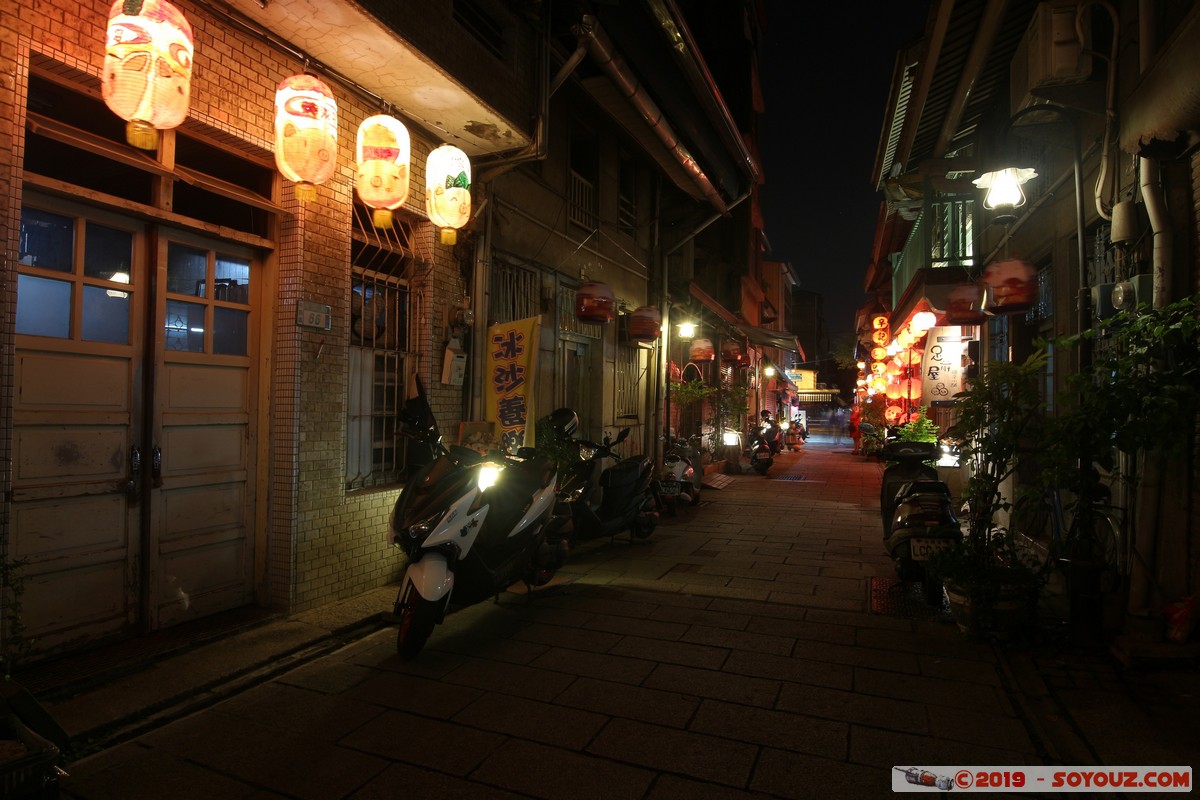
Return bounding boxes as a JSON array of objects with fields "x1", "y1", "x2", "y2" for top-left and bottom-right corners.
[
  {"x1": 893, "y1": 480, "x2": 952, "y2": 503},
  {"x1": 601, "y1": 459, "x2": 646, "y2": 489}
]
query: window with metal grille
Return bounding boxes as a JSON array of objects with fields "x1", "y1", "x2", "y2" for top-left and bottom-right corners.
[
  {"x1": 453, "y1": 0, "x2": 506, "y2": 60},
  {"x1": 346, "y1": 204, "x2": 413, "y2": 490},
  {"x1": 557, "y1": 285, "x2": 603, "y2": 339},
  {"x1": 489, "y1": 260, "x2": 540, "y2": 323},
  {"x1": 1025, "y1": 264, "x2": 1054, "y2": 323},
  {"x1": 618, "y1": 152, "x2": 638, "y2": 237},
  {"x1": 569, "y1": 125, "x2": 599, "y2": 231},
  {"x1": 615, "y1": 343, "x2": 642, "y2": 420}
]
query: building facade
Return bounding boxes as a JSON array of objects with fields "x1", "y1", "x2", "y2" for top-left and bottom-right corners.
[{"x1": 1, "y1": 0, "x2": 759, "y2": 660}]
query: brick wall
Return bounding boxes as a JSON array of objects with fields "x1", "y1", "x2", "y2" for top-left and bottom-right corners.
[{"x1": 3, "y1": 0, "x2": 467, "y2": 621}]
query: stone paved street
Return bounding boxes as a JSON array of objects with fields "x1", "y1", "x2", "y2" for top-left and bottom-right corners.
[{"x1": 47, "y1": 435, "x2": 1200, "y2": 799}]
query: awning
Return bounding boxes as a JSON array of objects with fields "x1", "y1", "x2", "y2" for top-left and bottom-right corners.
[
  {"x1": 687, "y1": 282, "x2": 806, "y2": 360},
  {"x1": 735, "y1": 323, "x2": 806, "y2": 360}
]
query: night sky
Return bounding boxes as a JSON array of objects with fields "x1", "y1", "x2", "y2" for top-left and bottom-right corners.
[{"x1": 759, "y1": 1, "x2": 932, "y2": 354}]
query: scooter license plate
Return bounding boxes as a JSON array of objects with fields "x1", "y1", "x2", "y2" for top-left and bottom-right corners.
[
  {"x1": 661, "y1": 483, "x2": 680, "y2": 497},
  {"x1": 910, "y1": 538, "x2": 953, "y2": 561}
]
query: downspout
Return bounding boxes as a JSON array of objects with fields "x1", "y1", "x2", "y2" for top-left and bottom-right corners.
[
  {"x1": 477, "y1": 9, "x2": 586, "y2": 181},
  {"x1": 1137, "y1": 0, "x2": 1171, "y2": 309},
  {"x1": 572, "y1": 15, "x2": 730, "y2": 215}
]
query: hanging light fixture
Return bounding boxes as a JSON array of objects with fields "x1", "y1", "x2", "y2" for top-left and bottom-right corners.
[
  {"x1": 356, "y1": 114, "x2": 410, "y2": 228},
  {"x1": 911, "y1": 310, "x2": 937, "y2": 333},
  {"x1": 102, "y1": 0, "x2": 194, "y2": 150},
  {"x1": 677, "y1": 321, "x2": 697, "y2": 339},
  {"x1": 275, "y1": 74, "x2": 339, "y2": 201},
  {"x1": 973, "y1": 167, "x2": 1038, "y2": 211},
  {"x1": 426, "y1": 144, "x2": 472, "y2": 244}
]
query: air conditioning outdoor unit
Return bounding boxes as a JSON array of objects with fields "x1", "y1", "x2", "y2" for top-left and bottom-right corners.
[{"x1": 1010, "y1": 1, "x2": 1096, "y2": 116}]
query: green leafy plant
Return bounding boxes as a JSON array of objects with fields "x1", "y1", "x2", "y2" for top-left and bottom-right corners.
[
  {"x1": 926, "y1": 350, "x2": 1051, "y2": 636},
  {"x1": 895, "y1": 408, "x2": 939, "y2": 443}
]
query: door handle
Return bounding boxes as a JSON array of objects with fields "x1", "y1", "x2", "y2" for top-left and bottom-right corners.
[
  {"x1": 152, "y1": 446, "x2": 163, "y2": 488},
  {"x1": 126, "y1": 445, "x2": 142, "y2": 499}
]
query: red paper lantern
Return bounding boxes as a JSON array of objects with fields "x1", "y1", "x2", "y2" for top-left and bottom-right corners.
[
  {"x1": 275, "y1": 74, "x2": 338, "y2": 201},
  {"x1": 575, "y1": 280, "x2": 614, "y2": 324},
  {"x1": 884, "y1": 404, "x2": 903, "y2": 423},
  {"x1": 627, "y1": 306, "x2": 661, "y2": 341},
  {"x1": 102, "y1": 0, "x2": 194, "y2": 150},
  {"x1": 983, "y1": 259, "x2": 1038, "y2": 315},
  {"x1": 945, "y1": 282, "x2": 989, "y2": 325},
  {"x1": 689, "y1": 338, "x2": 715, "y2": 362},
  {"x1": 721, "y1": 340, "x2": 746, "y2": 364},
  {"x1": 356, "y1": 114, "x2": 410, "y2": 228}
]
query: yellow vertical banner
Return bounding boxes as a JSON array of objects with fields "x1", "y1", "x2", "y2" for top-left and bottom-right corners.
[{"x1": 484, "y1": 316, "x2": 540, "y2": 453}]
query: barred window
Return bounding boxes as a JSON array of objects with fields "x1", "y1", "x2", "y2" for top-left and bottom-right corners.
[
  {"x1": 615, "y1": 344, "x2": 642, "y2": 420},
  {"x1": 346, "y1": 204, "x2": 413, "y2": 490}
]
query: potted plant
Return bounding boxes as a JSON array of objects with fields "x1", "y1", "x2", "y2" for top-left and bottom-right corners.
[{"x1": 926, "y1": 350, "x2": 1051, "y2": 637}]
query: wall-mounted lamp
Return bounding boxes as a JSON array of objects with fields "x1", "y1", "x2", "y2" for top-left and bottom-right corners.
[
  {"x1": 973, "y1": 167, "x2": 1038, "y2": 212},
  {"x1": 676, "y1": 321, "x2": 696, "y2": 339}
]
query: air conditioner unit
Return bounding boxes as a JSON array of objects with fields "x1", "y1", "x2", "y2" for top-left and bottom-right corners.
[
  {"x1": 1111, "y1": 274, "x2": 1154, "y2": 312},
  {"x1": 1010, "y1": 2, "x2": 1096, "y2": 116}
]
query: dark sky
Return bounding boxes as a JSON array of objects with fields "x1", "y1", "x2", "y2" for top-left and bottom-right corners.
[{"x1": 758, "y1": 1, "x2": 931, "y2": 354}]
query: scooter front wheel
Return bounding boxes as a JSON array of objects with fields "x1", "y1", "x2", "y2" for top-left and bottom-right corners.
[{"x1": 396, "y1": 582, "x2": 441, "y2": 660}]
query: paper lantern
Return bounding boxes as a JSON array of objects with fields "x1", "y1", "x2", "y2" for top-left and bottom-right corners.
[
  {"x1": 984, "y1": 259, "x2": 1038, "y2": 315},
  {"x1": 912, "y1": 311, "x2": 937, "y2": 333},
  {"x1": 884, "y1": 404, "x2": 903, "y2": 423},
  {"x1": 721, "y1": 340, "x2": 746, "y2": 364},
  {"x1": 575, "y1": 280, "x2": 614, "y2": 324},
  {"x1": 627, "y1": 306, "x2": 661, "y2": 341},
  {"x1": 426, "y1": 144, "x2": 472, "y2": 244},
  {"x1": 944, "y1": 282, "x2": 988, "y2": 325},
  {"x1": 885, "y1": 382, "x2": 904, "y2": 400},
  {"x1": 689, "y1": 338, "x2": 715, "y2": 362},
  {"x1": 668, "y1": 360, "x2": 682, "y2": 383},
  {"x1": 275, "y1": 74, "x2": 338, "y2": 201},
  {"x1": 870, "y1": 346, "x2": 888, "y2": 361},
  {"x1": 871, "y1": 329, "x2": 889, "y2": 346},
  {"x1": 356, "y1": 114, "x2": 410, "y2": 228},
  {"x1": 872, "y1": 314, "x2": 889, "y2": 330},
  {"x1": 896, "y1": 328, "x2": 915, "y2": 349},
  {"x1": 102, "y1": 0, "x2": 194, "y2": 150}
]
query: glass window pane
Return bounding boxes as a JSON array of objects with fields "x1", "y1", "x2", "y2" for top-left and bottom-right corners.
[
  {"x1": 215, "y1": 255, "x2": 250, "y2": 304},
  {"x1": 213, "y1": 307, "x2": 247, "y2": 355},
  {"x1": 84, "y1": 223, "x2": 134, "y2": 284},
  {"x1": 16, "y1": 274, "x2": 71, "y2": 337},
  {"x1": 82, "y1": 284, "x2": 131, "y2": 344},
  {"x1": 165, "y1": 299, "x2": 205, "y2": 352},
  {"x1": 19, "y1": 207, "x2": 74, "y2": 273},
  {"x1": 167, "y1": 243, "x2": 207, "y2": 297}
]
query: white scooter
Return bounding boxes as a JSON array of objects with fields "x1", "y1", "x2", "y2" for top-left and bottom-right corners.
[
  {"x1": 658, "y1": 434, "x2": 703, "y2": 515},
  {"x1": 386, "y1": 408, "x2": 572, "y2": 659}
]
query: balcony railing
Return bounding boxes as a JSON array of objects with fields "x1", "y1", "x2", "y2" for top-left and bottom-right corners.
[{"x1": 892, "y1": 195, "x2": 976, "y2": 309}]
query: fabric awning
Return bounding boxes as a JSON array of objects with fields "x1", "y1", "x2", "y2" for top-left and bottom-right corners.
[{"x1": 735, "y1": 323, "x2": 806, "y2": 360}]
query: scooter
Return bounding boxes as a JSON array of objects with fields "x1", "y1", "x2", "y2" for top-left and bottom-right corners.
[
  {"x1": 879, "y1": 440, "x2": 962, "y2": 605},
  {"x1": 745, "y1": 425, "x2": 773, "y2": 475},
  {"x1": 760, "y1": 412, "x2": 785, "y2": 455},
  {"x1": 550, "y1": 420, "x2": 660, "y2": 544},
  {"x1": 387, "y1": 408, "x2": 571, "y2": 659},
  {"x1": 659, "y1": 433, "x2": 704, "y2": 515}
]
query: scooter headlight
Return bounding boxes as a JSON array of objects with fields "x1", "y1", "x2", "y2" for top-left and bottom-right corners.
[
  {"x1": 578, "y1": 444, "x2": 597, "y2": 461},
  {"x1": 478, "y1": 462, "x2": 504, "y2": 491}
]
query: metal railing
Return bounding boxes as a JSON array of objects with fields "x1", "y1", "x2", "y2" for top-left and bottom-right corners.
[{"x1": 892, "y1": 195, "x2": 976, "y2": 309}]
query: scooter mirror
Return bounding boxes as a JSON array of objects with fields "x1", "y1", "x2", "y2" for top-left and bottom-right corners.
[{"x1": 615, "y1": 427, "x2": 630, "y2": 445}]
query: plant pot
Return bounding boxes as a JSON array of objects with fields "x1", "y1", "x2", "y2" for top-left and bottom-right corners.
[{"x1": 944, "y1": 577, "x2": 1037, "y2": 637}]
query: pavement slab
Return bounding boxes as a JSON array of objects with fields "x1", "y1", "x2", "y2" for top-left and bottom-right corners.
[{"x1": 33, "y1": 436, "x2": 1199, "y2": 799}]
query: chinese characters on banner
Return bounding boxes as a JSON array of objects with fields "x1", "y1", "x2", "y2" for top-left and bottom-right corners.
[
  {"x1": 921, "y1": 327, "x2": 968, "y2": 403},
  {"x1": 485, "y1": 316, "x2": 541, "y2": 453}
]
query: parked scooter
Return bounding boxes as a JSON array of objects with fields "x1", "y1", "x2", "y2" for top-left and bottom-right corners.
[
  {"x1": 879, "y1": 440, "x2": 962, "y2": 605},
  {"x1": 659, "y1": 433, "x2": 704, "y2": 515},
  {"x1": 745, "y1": 425, "x2": 774, "y2": 475},
  {"x1": 759, "y1": 410, "x2": 785, "y2": 455},
  {"x1": 387, "y1": 408, "x2": 571, "y2": 659},
  {"x1": 549, "y1": 417, "x2": 660, "y2": 544}
]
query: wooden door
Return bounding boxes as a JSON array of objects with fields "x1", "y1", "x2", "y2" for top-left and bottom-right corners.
[{"x1": 11, "y1": 198, "x2": 260, "y2": 653}]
